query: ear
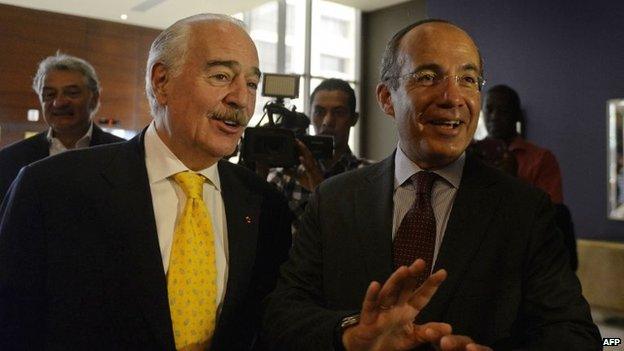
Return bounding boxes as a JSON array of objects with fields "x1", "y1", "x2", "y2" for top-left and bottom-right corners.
[
  {"x1": 350, "y1": 111, "x2": 359, "y2": 127},
  {"x1": 151, "y1": 62, "x2": 169, "y2": 106},
  {"x1": 89, "y1": 90, "x2": 100, "y2": 110},
  {"x1": 376, "y1": 82, "x2": 395, "y2": 117}
]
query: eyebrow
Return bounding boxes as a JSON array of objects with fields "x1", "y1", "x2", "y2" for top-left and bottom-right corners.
[
  {"x1": 411, "y1": 63, "x2": 481, "y2": 74},
  {"x1": 205, "y1": 60, "x2": 262, "y2": 79},
  {"x1": 42, "y1": 84, "x2": 82, "y2": 91}
]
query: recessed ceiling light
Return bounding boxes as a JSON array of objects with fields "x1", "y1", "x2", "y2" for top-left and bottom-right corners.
[{"x1": 120, "y1": 14, "x2": 128, "y2": 20}]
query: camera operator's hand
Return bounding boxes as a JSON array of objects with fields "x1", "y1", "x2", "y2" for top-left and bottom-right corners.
[
  {"x1": 254, "y1": 161, "x2": 271, "y2": 180},
  {"x1": 295, "y1": 139, "x2": 325, "y2": 191}
]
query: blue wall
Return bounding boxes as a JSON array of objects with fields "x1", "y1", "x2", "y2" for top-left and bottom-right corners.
[{"x1": 427, "y1": 0, "x2": 624, "y2": 240}]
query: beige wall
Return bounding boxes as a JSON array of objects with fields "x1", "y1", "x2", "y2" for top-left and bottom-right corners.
[
  {"x1": 577, "y1": 239, "x2": 624, "y2": 312},
  {"x1": 0, "y1": 4, "x2": 159, "y2": 147},
  {"x1": 360, "y1": 0, "x2": 426, "y2": 161}
]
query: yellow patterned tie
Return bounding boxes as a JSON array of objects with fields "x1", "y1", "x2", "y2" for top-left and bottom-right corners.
[{"x1": 168, "y1": 171, "x2": 218, "y2": 351}]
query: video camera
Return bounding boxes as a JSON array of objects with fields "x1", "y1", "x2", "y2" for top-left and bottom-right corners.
[{"x1": 240, "y1": 73, "x2": 333, "y2": 168}]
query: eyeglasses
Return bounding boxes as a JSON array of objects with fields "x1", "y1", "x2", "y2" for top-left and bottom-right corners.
[{"x1": 389, "y1": 71, "x2": 486, "y2": 91}]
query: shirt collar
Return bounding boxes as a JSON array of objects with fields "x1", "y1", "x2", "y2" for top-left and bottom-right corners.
[
  {"x1": 394, "y1": 141, "x2": 464, "y2": 190},
  {"x1": 46, "y1": 121, "x2": 94, "y2": 147},
  {"x1": 144, "y1": 122, "x2": 221, "y2": 191}
]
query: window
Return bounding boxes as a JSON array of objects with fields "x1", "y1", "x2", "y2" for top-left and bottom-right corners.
[
  {"x1": 320, "y1": 16, "x2": 349, "y2": 38},
  {"x1": 256, "y1": 41, "x2": 278, "y2": 73},
  {"x1": 235, "y1": 0, "x2": 361, "y2": 154},
  {"x1": 320, "y1": 54, "x2": 347, "y2": 72},
  {"x1": 248, "y1": 2, "x2": 277, "y2": 33}
]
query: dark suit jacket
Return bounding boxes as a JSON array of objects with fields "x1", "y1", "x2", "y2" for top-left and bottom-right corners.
[
  {"x1": 0, "y1": 124, "x2": 125, "y2": 204},
  {"x1": 0, "y1": 132, "x2": 293, "y2": 350},
  {"x1": 262, "y1": 153, "x2": 601, "y2": 350}
]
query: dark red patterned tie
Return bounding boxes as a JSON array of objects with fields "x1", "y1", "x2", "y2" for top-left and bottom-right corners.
[{"x1": 393, "y1": 171, "x2": 438, "y2": 286}]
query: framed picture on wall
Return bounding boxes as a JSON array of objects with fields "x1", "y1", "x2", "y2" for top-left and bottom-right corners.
[{"x1": 607, "y1": 99, "x2": 624, "y2": 220}]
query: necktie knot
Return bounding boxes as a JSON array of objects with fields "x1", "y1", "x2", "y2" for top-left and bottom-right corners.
[
  {"x1": 412, "y1": 171, "x2": 438, "y2": 195},
  {"x1": 173, "y1": 171, "x2": 205, "y2": 199}
]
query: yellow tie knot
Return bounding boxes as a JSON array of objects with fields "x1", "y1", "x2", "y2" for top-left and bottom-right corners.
[{"x1": 173, "y1": 171, "x2": 205, "y2": 199}]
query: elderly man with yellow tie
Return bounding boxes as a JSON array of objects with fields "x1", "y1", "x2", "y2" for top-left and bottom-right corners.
[{"x1": 0, "y1": 13, "x2": 293, "y2": 350}]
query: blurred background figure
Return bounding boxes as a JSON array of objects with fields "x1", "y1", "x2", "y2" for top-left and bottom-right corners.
[
  {"x1": 0, "y1": 52, "x2": 124, "y2": 203},
  {"x1": 267, "y1": 78, "x2": 373, "y2": 233},
  {"x1": 480, "y1": 84, "x2": 577, "y2": 270},
  {"x1": 483, "y1": 84, "x2": 563, "y2": 203}
]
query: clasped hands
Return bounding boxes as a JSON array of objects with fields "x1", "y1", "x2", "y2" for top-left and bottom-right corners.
[{"x1": 342, "y1": 259, "x2": 492, "y2": 351}]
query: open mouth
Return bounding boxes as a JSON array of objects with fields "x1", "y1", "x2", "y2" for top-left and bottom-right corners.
[
  {"x1": 221, "y1": 119, "x2": 240, "y2": 127},
  {"x1": 210, "y1": 112, "x2": 246, "y2": 128},
  {"x1": 52, "y1": 111, "x2": 74, "y2": 116},
  {"x1": 430, "y1": 120, "x2": 463, "y2": 129}
]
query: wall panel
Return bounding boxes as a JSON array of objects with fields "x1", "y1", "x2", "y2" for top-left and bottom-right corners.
[{"x1": 0, "y1": 3, "x2": 160, "y2": 147}]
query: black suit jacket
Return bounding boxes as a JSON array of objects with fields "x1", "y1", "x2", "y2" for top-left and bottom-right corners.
[
  {"x1": 0, "y1": 132, "x2": 293, "y2": 350},
  {"x1": 262, "y1": 153, "x2": 601, "y2": 350},
  {"x1": 0, "y1": 124, "x2": 124, "y2": 204}
]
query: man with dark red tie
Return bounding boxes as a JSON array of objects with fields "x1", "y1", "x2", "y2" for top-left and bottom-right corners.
[{"x1": 262, "y1": 19, "x2": 600, "y2": 351}]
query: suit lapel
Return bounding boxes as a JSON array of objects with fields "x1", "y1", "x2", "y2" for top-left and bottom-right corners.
[
  {"x1": 417, "y1": 156, "x2": 501, "y2": 322},
  {"x1": 356, "y1": 155, "x2": 395, "y2": 283},
  {"x1": 213, "y1": 162, "x2": 262, "y2": 339},
  {"x1": 90, "y1": 124, "x2": 104, "y2": 146},
  {"x1": 98, "y1": 132, "x2": 175, "y2": 349},
  {"x1": 29, "y1": 132, "x2": 50, "y2": 159}
]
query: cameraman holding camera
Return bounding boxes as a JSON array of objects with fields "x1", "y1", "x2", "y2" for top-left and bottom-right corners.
[{"x1": 267, "y1": 78, "x2": 373, "y2": 233}]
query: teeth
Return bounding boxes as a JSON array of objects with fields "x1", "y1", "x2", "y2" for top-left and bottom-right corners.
[
  {"x1": 223, "y1": 120, "x2": 238, "y2": 126},
  {"x1": 432, "y1": 120, "x2": 461, "y2": 127}
]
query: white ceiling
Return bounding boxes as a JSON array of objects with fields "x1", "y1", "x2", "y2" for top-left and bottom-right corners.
[{"x1": 1, "y1": 0, "x2": 409, "y2": 29}]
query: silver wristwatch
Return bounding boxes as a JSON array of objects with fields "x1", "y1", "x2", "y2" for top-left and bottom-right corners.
[{"x1": 340, "y1": 313, "x2": 361, "y2": 330}]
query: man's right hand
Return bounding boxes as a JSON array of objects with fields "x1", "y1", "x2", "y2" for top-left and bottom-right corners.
[
  {"x1": 294, "y1": 139, "x2": 325, "y2": 191},
  {"x1": 341, "y1": 259, "x2": 492, "y2": 351}
]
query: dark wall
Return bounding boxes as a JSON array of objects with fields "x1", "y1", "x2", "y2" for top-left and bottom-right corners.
[
  {"x1": 0, "y1": 4, "x2": 159, "y2": 147},
  {"x1": 427, "y1": 0, "x2": 624, "y2": 240},
  {"x1": 361, "y1": 0, "x2": 426, "y2": 161}
]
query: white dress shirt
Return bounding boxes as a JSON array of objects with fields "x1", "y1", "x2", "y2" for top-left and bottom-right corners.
[
  {"x1": 143, "y1": 122, "x2": 229, "y2": 311},
  {"x1": 46, "y1": 122, "x2": 93, "y2": 155},
  {"x1": 392, "y1": 142, "x2": 465, "y2": 268}
]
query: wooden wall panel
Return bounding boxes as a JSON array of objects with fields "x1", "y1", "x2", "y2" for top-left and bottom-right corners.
[{"x1": 0, "y1": 3, "x2": 160, "y2": 147}]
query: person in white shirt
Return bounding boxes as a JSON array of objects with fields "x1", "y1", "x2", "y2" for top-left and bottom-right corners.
[{"x1": 0, "y1": 52, "x2": 124, "y2": 203}]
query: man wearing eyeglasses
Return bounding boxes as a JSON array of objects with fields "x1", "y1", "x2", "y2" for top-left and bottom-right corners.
[{"x1": 262, "y1": 19, "x2": 600, "y2": 350}]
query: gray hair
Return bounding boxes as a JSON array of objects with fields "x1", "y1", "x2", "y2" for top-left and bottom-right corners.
[
  {"x1": 145, "y1": 13, "x2": 247, "y2": 119},
  {"x1": 32, "y1": 52, "x2": 100, "y2": 101}
]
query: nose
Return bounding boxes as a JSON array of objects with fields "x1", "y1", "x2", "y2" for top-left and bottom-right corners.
[
  {"x1": 52, "y1": 94, "x2": 70, "y2": 108},
  {"x1": 437, "y1": 76, "x2": 466, "y2": 109},
  {"x1": 322, "y1": 112, "x2": 336, "y2": 128},
  {"x1": 224, "y1": 76, "x2": 250, "y2": 109}
]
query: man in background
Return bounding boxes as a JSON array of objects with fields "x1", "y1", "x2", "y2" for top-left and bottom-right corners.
[
  {"x1": 0, "y1": 53, "x2": 124, "y2": 203},
  {"x1": 483, "y1": 84, "x2": 563, "y2": 204},
  {"x1": 267, "y1": 78, "x2": 372, "y2": 232},
  {"x1": 0, "y1": 14, "x2": 292, "y2": 350},
  {"x1": 483, "y1": 84, "x2": 578, "y2": 269}
]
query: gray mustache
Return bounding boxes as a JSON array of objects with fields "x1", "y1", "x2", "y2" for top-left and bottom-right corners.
[
  {"x1": 211, "y1": 110, "x2": 250, "y2": 127},
  {"x1": 51, "y1": 109, "x2": 73, "y2": 115}
]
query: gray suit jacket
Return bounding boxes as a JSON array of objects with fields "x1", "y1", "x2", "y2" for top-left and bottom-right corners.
[{"x1": 262, "y1": 153, "x2": 600, "y2": 350}]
